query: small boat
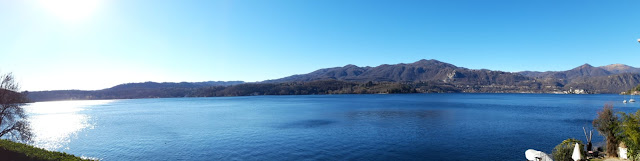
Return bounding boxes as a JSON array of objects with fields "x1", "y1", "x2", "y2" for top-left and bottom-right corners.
[
  {"x1": 630, "y1": 99, "x2": 636, "y2": 102},
  {"x1": 624, "y1": 100, "x2": 628, "y2": 103},
  {"x1": 525, "y1": 149, "x2": 552, "y2": 161}
]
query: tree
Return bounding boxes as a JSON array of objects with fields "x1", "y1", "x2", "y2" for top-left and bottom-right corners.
[
  {"x1": 593, "y1": 104, "x2": 620, "y2": 157},
  {"x1": 620, "y1": 110, "x2": 640, "y2": 160},
  {"x1": 552, "y1": 138, "x2": 586, "y2": 161},
  {"x1": 0, "y1": 72, "x2": 32, "y2": 142}
]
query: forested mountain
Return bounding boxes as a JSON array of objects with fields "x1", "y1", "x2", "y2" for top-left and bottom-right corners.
[
  {"x1": 27, "y1": 81, "x2": 244, "y2": 102},
  {"x1": 267, "y1": 60, "x2": 640, "y2": 94},
  {"x1": 25, "y1": 59, "x2": 640, "y2": 102},
  {"x1": 565, "y1": 73, "x2": 640, "y2": 94},
  {"x1": 267, "y1": 59, "x2": 533, "y2": 85},
  {"x1": 107, "y1": 81, "x2": 244, "y2": 90},
  {"x1": 518, "y1": 64, "x2": 612, "y2": 83},
  {"x1": 518, "y1": 63, "x2": 640, "y2": 83}
]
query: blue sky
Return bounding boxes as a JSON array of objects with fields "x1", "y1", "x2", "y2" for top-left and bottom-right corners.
[{"x1": 1, "y1": 0, "x2": 639, "y2": 91}]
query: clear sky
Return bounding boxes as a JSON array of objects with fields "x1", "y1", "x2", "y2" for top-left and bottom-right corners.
[{"x1": 1, "y1": 0, "x2": 639, "y2": 91}]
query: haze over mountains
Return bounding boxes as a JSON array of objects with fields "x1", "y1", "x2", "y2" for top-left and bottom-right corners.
[{"x1": 27, "y1": 59, "x2": 640, "y2": 102}]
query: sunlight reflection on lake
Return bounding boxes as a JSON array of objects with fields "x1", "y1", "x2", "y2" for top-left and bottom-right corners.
[{"x1": 24, "y1": 100, "x2": 114, "y2": 150}]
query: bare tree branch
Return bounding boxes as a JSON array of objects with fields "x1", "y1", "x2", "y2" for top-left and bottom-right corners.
[{"x1": 0, "y1": 72, "x2": 32, "y2": 142}]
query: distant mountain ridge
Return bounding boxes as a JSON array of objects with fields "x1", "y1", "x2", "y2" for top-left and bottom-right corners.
[
  {"x1": 266, "y1": 59, "x2": 640, "y2": 94},
  {"x1": 267, "y1": 59, "x2": 533, "y2": 85},
  {"x1": 25, "y1": 59, "x2": 640, "y2": 102},
  {"x1": 516, "y1": 63, "x2": 640, "y2": 93},
  {"x1": 600, "y1": 64, "x2": 640, "y2": 74},
  {"x1": 518, "y1": 63, "x2": 640, "y2": 81},
  {"x1": 565, "y1": 73, "x2": 640, "y2": 93},
  {"x1": 27, "y1": 81, "x2": 244, "y2": 102},
  {"x1": 107, "y1": 81, "x2": 244, "y2": 90},
  {"x1": 518, "y1": 64, "x2": 612, "y2": 83}
]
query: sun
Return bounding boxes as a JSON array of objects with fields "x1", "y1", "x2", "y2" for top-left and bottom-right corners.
[{"x1": 38, "y1": 0, "x2": 103, "y2": 22}]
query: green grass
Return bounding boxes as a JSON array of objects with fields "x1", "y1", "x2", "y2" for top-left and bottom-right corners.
[{"x1": 0, "y1": 139, "x2": 92, "y2": 161}]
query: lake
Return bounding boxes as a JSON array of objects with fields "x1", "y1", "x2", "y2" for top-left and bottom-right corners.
[{"x1": 23, "y1": 93, "x2": 640, "y2": 160}]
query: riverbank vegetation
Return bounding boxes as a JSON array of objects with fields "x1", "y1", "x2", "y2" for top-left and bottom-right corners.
[
  {"x1": 584, "y1": 104, "x2": 640, "y2": 160},
  {"x1": 619, "y1": 110, "x2": 640, "y2": 160},
  {"x1": 622, "y1": 84, "x2": 640, "y2": 95},
  {"x1": 552, "y1": 138, "x2": 586, "y2": 161},
  {"x1": 0, "y1": 73, "x2": 86, "y2": 160},
  {"x1": 0, "y1": 139, "x2": 90, "y2": 161},
  {"x1": 552, "y1": 104, "x2": 640, "y2": 161},
  {"x1": 593, "y1": 104, "x2": 620, "y2": 158}
]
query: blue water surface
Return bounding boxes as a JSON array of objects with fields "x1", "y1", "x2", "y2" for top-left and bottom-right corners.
[{"x1": 34, "y1": 93, "x2": 640, "y2": 161}]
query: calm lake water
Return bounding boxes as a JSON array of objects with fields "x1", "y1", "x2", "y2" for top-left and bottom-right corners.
[{"x1": 23, "y1": 94, "x2": 640, "y2": 160}]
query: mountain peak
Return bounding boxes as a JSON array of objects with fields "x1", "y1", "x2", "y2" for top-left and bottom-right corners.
[
  {"x1": 601, "y1": 64, "x2": 631, "y2": 69},
  {"x1": 414, "y1": 59, "x2": 440, "y2": 64},
  {"x1": 569, "y1": 63, "x2": 594, "y2": 70},
  {"x1": 578, "y1": 63, "x2": 593, "y2": 68},
  {"x1": 599, "y1": 64, "x2": 640, "y2": 74},
  {"x1": 343, "y1": 64, "x2": 359, "y2": 68}
]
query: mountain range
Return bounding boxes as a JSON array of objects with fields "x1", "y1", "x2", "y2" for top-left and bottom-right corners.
[
  {"x1": 266, "y1": 59, "x2": 532, "y2": 85},
  {"x1": 266, "y1": 59, "x2": 640, "y2": 94},
  {"x1": 26, "y1": 81, "x2": 244, "y2": 102},
  {"x1": 25, "y1": 59, "x2": 640, "y2": 102}
]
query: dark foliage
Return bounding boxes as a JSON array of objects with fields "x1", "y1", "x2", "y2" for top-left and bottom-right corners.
[{"x1": 593, "y1": 104, "x2": 620, "y2": 157}]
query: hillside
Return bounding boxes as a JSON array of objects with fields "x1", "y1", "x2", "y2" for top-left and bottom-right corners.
[
  {"x1": 518, "y1": 64, "x2": 612, "y2": 83},
  {"x1": 599, "y1": 64, "x2": 640, "y2": 74},
  {"x1": 27, "y1": 81, "x2": 244, "y2": 102},
  {"x1": 518, "y1": 63, "x2": 640, "y2": 83},
  {"x1": 25, "y1": 59, "x2": 640, "y2": 102},
  {"x1": 566, "y1": 73, "x2": 640, "y2": 94},
  {"x1": 0, "y1": 139, "x2": 90, "y2": 161},
  {"x1": 268, "y1": 60, "x2": 640, "y2": 94},
  {"x1": 267, "y1": 59, "x2": 533, "y2": 85}
]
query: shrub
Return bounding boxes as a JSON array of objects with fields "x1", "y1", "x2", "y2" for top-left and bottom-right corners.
[
  {"x1": 593, "y1": 104, "x2": 620, "y2": 157},
  {"x1": 552, "y1": 138, "x2": 585, "y2": 161},
  {"x1": 620, "y1": 110, "x2": 640, "y2": 161}
]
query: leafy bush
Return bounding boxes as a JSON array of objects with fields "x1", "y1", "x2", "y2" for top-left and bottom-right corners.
[
  {"x1": 552, "y1": 138, "x2": 585, "y2": 161},
  {"x1": 620, "y1": 110, "x2": 640, "y2": 161}
]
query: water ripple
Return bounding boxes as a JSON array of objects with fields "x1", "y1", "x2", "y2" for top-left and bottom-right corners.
[{"x1": 278, "y1": 119, "x2": 336, "y2": 128}]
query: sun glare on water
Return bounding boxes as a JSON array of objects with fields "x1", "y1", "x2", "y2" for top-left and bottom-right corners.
[
  {"x1": 37, "y1": 0, "x2": 104, "y2": 22},
  {"x1": 24, "y1": 100, "x2": 113, "y2": 150}
]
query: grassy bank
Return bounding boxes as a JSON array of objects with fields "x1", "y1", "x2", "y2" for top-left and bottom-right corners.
[{"x1": 0, "y1": 139, "x2": 91, "y2": 161}]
